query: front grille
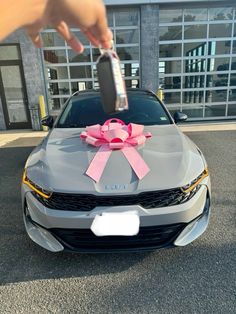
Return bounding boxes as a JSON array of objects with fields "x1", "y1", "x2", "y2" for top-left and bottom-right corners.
[
  {"x1": 33, "y1": 186, "x2": 199, "y2": 211},
  {"x1": 50, "y1": 223, "x2": 186, "y2": 252}
]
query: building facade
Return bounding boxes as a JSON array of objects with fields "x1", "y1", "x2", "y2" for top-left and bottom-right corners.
[{"x1": 0, "y1": 0, "x2": 235, "y2": 129}]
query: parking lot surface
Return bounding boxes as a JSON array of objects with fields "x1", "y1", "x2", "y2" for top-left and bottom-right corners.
[{"x1": 0, "y1": 131, "x2": 235, "y2": 314}]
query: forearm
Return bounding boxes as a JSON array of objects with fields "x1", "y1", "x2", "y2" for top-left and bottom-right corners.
[{"x1": 0, "y1": 0, "x2": 48, "y2": 41}]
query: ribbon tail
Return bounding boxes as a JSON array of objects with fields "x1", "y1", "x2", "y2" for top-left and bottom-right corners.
[
  {"x1": 122, "y1": 146, "x2": 150, "y2": 180},
  {"x1": 86, "y1": 145, "x2": 112, "y2": 183}
]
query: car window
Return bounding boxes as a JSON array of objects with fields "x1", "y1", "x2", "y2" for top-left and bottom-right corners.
[{"x1": 56, "y1": 93, "x2": 172, "y2": 128}]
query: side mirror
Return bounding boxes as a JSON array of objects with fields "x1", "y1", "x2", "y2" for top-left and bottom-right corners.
[
  {"x1": 41, "y1": 115, "x2": 54, "y2": 129},
  {"x1": 174, "y1": 111, "x2": 188, "y2": 123}
]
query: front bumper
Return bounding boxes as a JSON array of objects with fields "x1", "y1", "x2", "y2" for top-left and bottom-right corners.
[{"x1": 22, "y1": 181, "x2": 211, "y2": 252}]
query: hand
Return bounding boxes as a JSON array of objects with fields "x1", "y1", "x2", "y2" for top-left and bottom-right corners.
[{"x1": 0, "y1": 0, "x2": 113, "y2": 53}]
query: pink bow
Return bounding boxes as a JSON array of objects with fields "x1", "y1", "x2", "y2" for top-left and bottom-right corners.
[{"x1": 80, "y1": 118, "x2": 152, "y2": 182}]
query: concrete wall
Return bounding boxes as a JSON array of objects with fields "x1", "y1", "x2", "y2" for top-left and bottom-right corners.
[
  {"x1": 0, "y1": 30, "x2": 45, "y2": 130},
  {"x1": 140, "y1": 4, "x2": 159, "y2": 92}
]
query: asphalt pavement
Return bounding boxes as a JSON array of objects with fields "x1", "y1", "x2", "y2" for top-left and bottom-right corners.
[{"x1": 0, "y1": 131, "x2": 235, "y2": 314}]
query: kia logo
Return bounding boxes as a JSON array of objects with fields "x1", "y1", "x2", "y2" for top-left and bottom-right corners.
[{"x1": 105, "y1": 184, "x2": 128, "y2": 190}]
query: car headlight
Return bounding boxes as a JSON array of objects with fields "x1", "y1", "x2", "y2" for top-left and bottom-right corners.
[
  {"x1": 181, "y1": 168, "x2": 209, "y2": 194},
  {"x1": 22, "y1": 169, "x2": 52, "y2": 199}
]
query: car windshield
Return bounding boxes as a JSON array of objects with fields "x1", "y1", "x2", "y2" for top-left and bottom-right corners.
[{"x1": 56, "y1": 92, "x2": 172, "y2": 128}]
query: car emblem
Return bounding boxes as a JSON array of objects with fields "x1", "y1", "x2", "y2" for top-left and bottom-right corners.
[{"x1": 105, "y1": 184, "x2": 128, "y2": 191}]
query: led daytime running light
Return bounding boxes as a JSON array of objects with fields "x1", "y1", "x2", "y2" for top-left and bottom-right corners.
[
  {"x1": 181, "y1": 168, "x2": 209, "y2": 194},
  {"x1": 22, "y1": 170, "x2": 52, "y2": 199}
]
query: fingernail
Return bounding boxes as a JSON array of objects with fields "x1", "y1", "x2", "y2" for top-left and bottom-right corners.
[
  {"x1": 102, "y1": 40, "x2": 112, "y2": 49},
  {"x1": 68, "y1": 37, "x2": 84, "y2": 53}
]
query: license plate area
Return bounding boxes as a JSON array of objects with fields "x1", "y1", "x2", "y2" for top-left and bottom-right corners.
[{"x1": 91, "y1": 211, "x2": 140, "y2": 236}]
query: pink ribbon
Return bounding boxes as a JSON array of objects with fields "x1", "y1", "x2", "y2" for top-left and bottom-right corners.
[{"x1": 80, "y1": 118, "x2": 152, "y2": 182}]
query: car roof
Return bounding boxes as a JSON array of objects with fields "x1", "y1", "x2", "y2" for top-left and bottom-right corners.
[{"x1": 71, "y1": 88, "x2": 160, "y2": 101}]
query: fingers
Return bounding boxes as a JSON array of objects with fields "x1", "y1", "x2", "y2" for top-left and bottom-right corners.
[
  {"x1": 25, "y1": 0, "x2": 113, "y2": 51},
  {"x1": 55, "y1": 21, "x2": 84, "y2": 53},
  {"x1": 26, "y1": 26, "x2": 43, "y2": 48},
  {"x1": 82, "y1": 29, "x2": 100, "y2": 47},
  {"x1": 91, "y1": 12, "x2": 113, "y2": 49},
  {"x1": 82, "y1": 6, "x2": 113, "y2": 49},
  {"x1": 83, "y1": 27, "x2": 113, "y2": 49}
]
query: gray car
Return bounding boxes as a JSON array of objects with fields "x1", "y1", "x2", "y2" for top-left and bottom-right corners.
[{"x1": 21, "y1": 89, "x2": 211, "y2": 252}]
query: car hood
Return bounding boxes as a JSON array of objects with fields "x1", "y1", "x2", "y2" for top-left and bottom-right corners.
[{"x1": 26, "y1": 125, "x2": 205, "y2": 194}]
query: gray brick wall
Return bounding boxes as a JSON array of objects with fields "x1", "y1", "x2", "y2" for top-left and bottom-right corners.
[
  {"x1": 140, "y1": 4, "x2": 159, "y2": 92},
  {"x1": 0, "y1": 30, "x2": 45, "y2": 130}
]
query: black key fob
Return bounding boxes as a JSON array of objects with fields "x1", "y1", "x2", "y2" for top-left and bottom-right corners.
[{"x1": 97, "y1": 50, "x2": 128, "y2": 114}]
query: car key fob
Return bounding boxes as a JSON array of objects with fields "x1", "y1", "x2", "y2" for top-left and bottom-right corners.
[{"x1": 97, "y1": 49, "x2": 128, "y2": 114}]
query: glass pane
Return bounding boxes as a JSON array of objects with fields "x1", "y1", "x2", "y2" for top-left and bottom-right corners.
[
  {"x1": 0, "y1": 66, "x2": 27, "y2": 122},
  {"x1": 48, "y1": 82, "x2": 70, "y2": 96},
  {"x1": 234, "y1": 24, "x2": 236, "y2": 37},
  {"x1": 184, "y1": 42, "x2": 206, "y2": 57},
  {"x1": 160, "y1": 43, "x2": 182, "y2": 58},
  {"x1": 231, "y1": 57, "x2": 236, "y2": 70},
  {"x1": 205, "y1": 89, "x2": 227, "y2": 103},
  {"x1": 209, "y1": 24, "x2": 232, "y2": 38},
  {"x1": 208, "y1": 41, "x2": 231, "y2": 55},
  {"x1": 184, "y1": 8, "x2": 207, "y2": 21},
  {"x1": 208, "y1": 57, "x2": 230, "y2": 71},
  {"x1": 230, "y1": 74, "x2": 236, "y2": 87},
  {"x1": 46, "y1": 66, "x2": 69, "y2": 80},
  {"x1": 68, "y1": 48, "x2": 91, "y2": 63},
  {"x1": 228, "y1": 103, "x2": 236, "y2": 115},
  {"x1": 94, "y1": 80, "x2": 99, "y2": 89},
  {"x1": 183, "y1": 90, "x2": 204, "y2": 104},
  {"x1": 184, "y1": 58, "x2": 206, "y2": 73},
  {"x1": 206, "y1": 74, "x2": 228, "y2": 87},
  {"x1": 92, "y1": 64, "x2": 97, "y2": 80},
  {"x1": 205, "y1": 105, "x2": 226, "y2": 117},
  {"x1": 159, "y1": 60, "x2": 181, "y2": 75},
  {"x1": 209, "y1": 7, "x2": 234, "y2": 21},
  {"x1": 107, "y1": 11, "x2": 113, "y2": 27},
  {"x1": 125, "y1": 79, "x2": 139, "y2": 88},
  {"x1": 70, "y1": 65, "x2": 92, "y2": 79},
  {"x1": 184, "y1": 24, "x2": 207, "y2": 39},
  {"x1": 233, "y1": 41, "x2": 236, "y2": 54},
  {"x1": 159, "y1": 26, "x2": 182, "y2": 41},
  {"x1": 72, "y1": 31, "x2": 89, "y2": 45},
  {"x1": 163, "y1": 77, "x2": 181, "y2": 89},
  {"x1": 183, "y1": 75, "x2": 205, "y2": 89},
  {"x1": 116, "y1": 29, "x2": 139, "y2": 44},
  {"x1": 43, "y1": 50, "x2": 67, "y2": 63},
  {"x1": 41, "y1": 32, "x2": 65, "y2": 47},
  {"x1": 181, "y1": 106, "x2": 204, "y2": 118},
  {"x1": 115, "y1": 9, "x2": 139, "y2": 26},
  {"x1": 164, "y1": 92, "x2": 181, "y2": 104},
  {"x1": 159, "y1": 9, "x2": 182, "y2": 23},
  {"x1": 48, "y1": 98, "x2": 67, "y2": 111},
  {"x1": 71, "y1": 81, "x2": 92, "y2": 93},
  {"x1": 229, "y1": 89, "x2": 236, "y2": 101},
  {"x1": 92, "y1": 48, "x2": 101, "y2": 62},
  {"x1": 0, "y1": 45, "x2": 20, "y2": 60},
  {"x1": 120, "y1": 62, "x2": 139, "y2": 78},
  {"x1": 116, "y1": 47, "x2": 139, "y2": 61}
]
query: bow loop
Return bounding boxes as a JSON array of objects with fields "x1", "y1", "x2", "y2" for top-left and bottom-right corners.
[
  {"x1": 80, "y1": 119, "x2": 152, "y2": 182},
  {"x1": 128, "y1": 123, "x2": 144, "y2": 138}
]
